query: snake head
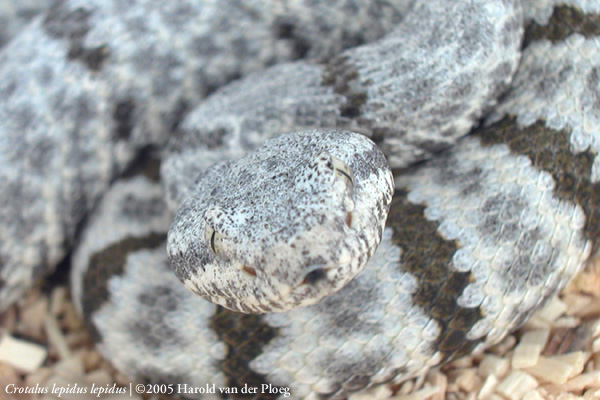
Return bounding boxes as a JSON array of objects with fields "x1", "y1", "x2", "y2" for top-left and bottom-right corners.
[{"x1": 167, "y1": 129, "x2": 394, "y2": 313}]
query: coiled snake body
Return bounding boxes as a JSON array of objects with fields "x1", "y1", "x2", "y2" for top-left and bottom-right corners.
[{"x1": 0, "y1": 0, "x2": 599, "y2": 398}]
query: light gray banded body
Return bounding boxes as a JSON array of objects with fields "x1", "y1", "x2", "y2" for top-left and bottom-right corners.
[
  {"x1": 0, "y1": 0, "x2": 416, "y2": 309},
  {"x1": 0, "y1": 0, "x2": 51, "y2": 47},
  {"x1": 0, "y1": 0, "x2": 598, "y2": 400},
  {"x1": 163, "y1": 0, "x2": 523, "y2": 312},
  {"x1": 3, "y1": 0, "x2": 518, "y2": 311}
]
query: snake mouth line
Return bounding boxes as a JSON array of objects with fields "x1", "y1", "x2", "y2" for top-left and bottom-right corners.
[
  {"x1": 335, "y1": 167, "x2": 353, "y2": 184},
  {"x1": 332, "y1": 155, "x2": 354, "y2": 187}
]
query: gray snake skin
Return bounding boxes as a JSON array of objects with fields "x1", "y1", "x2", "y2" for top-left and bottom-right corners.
[{"x1": 1, "y1": 0, "x2": 599, "y2": 399}]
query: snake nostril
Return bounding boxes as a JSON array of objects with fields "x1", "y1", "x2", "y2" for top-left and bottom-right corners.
[{"x1": 303, "y1": 268, "x2": 328, "y2": 285}]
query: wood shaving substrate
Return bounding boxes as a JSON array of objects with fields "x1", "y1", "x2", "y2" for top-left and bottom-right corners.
[{"x1": 0, "y1": 256, "x2": 599, "y2": 400}]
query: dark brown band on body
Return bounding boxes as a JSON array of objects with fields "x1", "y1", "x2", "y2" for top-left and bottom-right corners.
[
  {"x1": 475, "y1": 116, "x2": 600, "y2": 251},
  {"x1": 387, "y1": 189, "x2": 484, "y2": 361},
  {"x1": 524, "y1": 6, "x2": 600, "y2": 48},
  {"x1": 210, "y1": 308, "x2": 283, "y2": 400},
  {"x1": 82, "y1": 233, "x2": 167, "y2": 342}
]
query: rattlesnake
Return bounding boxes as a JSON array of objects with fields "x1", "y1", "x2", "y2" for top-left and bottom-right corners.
[{"x1": 0, "y1": 0, "x2": 599, "y2": 398}]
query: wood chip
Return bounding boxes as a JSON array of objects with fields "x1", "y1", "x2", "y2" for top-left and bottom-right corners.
[
  {"x1": 553, "y1": 316, "x2": 582, "y2": 329},
  {"x1": 593, "y1": 337, "x2": 600, "y2": 354},
  {"x1": 568, "y1": 256, "x2": 600, "y2": 297},
  {"x1": 591, "y1": 319, "x2": 600, "y2": 339},
  {"x1": 562, "y1": 371, "x2": 600, "y2": 392},
  {"x1": 0, "y1": 334, "x2": 47, "y2": 373},
  {"x1": 25, "y1": 366, "x2": 53, "y2": 386},
  {"x1": 53, "y1": 355, "x2": 85, "y2": 379},
  {"x1": 65, "y1": 331, "x2": 89, "y2": 347},
  {"x1": 113, "y1": 371, "x2": 134, "y2": 387},
  {"x1": 413, "y1": 371, "x2": 427, "y2": 391},
  {"x1": 478, "y1": 354, "x2": 509, "y2": 377},
  {"x1": 42, "y1": 375, "x2": 96, "y2": 400},
  {"x1": 0, "y1": 372, "x2": 22, "y2": 400},
  {"x1": 448, "y1": 357, "x2": 474, "y2": 368},
  {"x1": 19, "y1": 297, "x2": 48, "y2": 340},
  {"x1": 522, "y1": 390, "x2": 545, "y2": 400},
  {"x1": 397, "y1": 380, "x2": 414, "y2": 395},
  {"x1": 512, "y1": 342, "x2": 544, "y2": 369},
  {"x1": 61, "y1": 302, "x2": 84, "y2": 332},
  {"x1": 464, "y1": 392, "x2": 477, "y2": 400},
  {"x1": 105, "y1": 394, "x2": 142, "y2": 400},
  {"x1": 427, "y1": 372, "x2": 447, "y2": 400},
  {"x1": 533, "y1": 298, "x2": 569, "y2": 323},
  {"x1": 524, "y1": 355, "x2": 574, "y2": 384},
  {"x1": 50, "y1": 287, "x2": 67, "y2": 317},
  {"x1": 0, "y1": 306, "x2": 17, "y2": 333},
  {"x1": 584, "y1": 388, "x2": 600, "y2": 399},
  {"x1": 553, "y1": 394, "x2": 582, "y2": 400},
  {"x1": 393, "y1": 384, "x2": 440, "y2": 400},
  {"x1": 489, "y1": 335, "x2": 517, "y2": 356},
  {"x1": 0, "y1": 361, "x2": 20, "y2": 382},
  {"x1": 455, "y1": 368, "x2": 480, "y2": 392},
  {"x1": 44, "y1": 314, "x2": 71, "y2": 360},
  {"x1": 477, "y1": 374, "x2": 498, "y2": 400},
  {"x1": 545, "y1": 371, "x2": 600, "y2": 393},
  {"x1": 592, "y1": 353, "x2": 600, "y2": 370},
  {"x1": 563, "y1": 294, "x2": 594, "y2": 316},
  {"x1": 349, "y1": 384, "x2": 393, "y2": 400},
  {"x1": 445, "y1": 382, "x2": 459, "y2": 394},
  {"x1": 85, "y1": 369, "x2": 113, "y2": 386},
  {"x1": 554, "y1": 352, "x2": 590, "y2": 378},
  {"x1": 495, "y1": 371, "x2": 538, "y2": 400},
  {"x1": 81, "y1": 349, "x2": 103, "y2": 372},
  {"x1": 512, "y1": 329, "x2": 550, "y2": 369}
]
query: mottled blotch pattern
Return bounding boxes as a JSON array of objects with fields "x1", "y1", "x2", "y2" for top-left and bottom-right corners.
[
  {"x1": 396, "y1": 135, "x2": 590, "y2": 347},
  {"x1": 0, "y1": 0, "x2": 50, "y2": 47},
  {"x1": 71, "y1": 178, "x2": 228, "y2": 389},
  {"x1": 491, "y1": 17, "x2": 600, "y2": 183},
  {"x1": 251, "y1": 228, "x2": 444, "y2": 397},
  {"x1": 477, "y1": 117, "x2": 600, "y2": 251},
  {"x1": 320, "y1": 0, "x2": 523, "y2": 166},
  {"x1": 0, "y1": 0, "x2": 414, "y2": 311},
  {"x1": 163, "y1": 0, "x2": 522, "y2": 315},
  {"x1": 82, "y1": 233, "x2": 166, "y2": 342},
  {"x1": 163, "y1": 0, "x2": 522, "y2": 181},
  {"x1": 71, "y1": 178, "x2": 438, "y2": 398},
  {"x1": 5, "y1": 0, "x2": 600, "y2": 399}
]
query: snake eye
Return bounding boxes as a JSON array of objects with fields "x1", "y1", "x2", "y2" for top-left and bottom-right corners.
[
  {"x1": 204, "y1": 223, "x2": 222, "y2": 255},
  {"x1": 331, "y1": 156, "x2": 353, "y2": 187}
]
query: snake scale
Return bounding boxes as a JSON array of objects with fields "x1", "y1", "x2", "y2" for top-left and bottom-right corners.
[{"x1": 0, "y1": 0, "x2": 599, "y2": 398}]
